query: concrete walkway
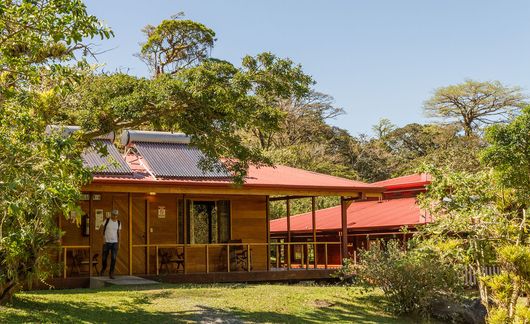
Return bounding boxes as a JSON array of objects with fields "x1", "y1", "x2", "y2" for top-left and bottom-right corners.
[{"x1": 90, "y1": 275, "x2": 159, "y2": 289}]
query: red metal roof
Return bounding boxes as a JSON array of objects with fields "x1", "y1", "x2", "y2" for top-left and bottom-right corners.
[
  {"x1": 371, "y1": 173, "x2": 431, "y2": 190},
  {"x1": 90, "y1": 153, "x2": 383, "y2": 193},
  {"x1": 270, "y1": 197, "x2": 430, "y2": 233}
]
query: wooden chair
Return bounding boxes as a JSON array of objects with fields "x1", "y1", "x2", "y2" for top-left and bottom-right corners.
[
  {"x1": 158, "y1": 248, "x2": 184, "y2": 274},
  {"x1": 225, "y1": 239, "x2": 252, "y2": 272},
  {"x1": 71, "y1": 250, "x2": 99, "y2": 276},
  {"x1": 235, "y1": 247, "x2": 252, "y2": 271}
]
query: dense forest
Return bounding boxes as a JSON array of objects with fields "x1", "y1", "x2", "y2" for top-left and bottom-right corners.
[{"x1": 260, "y1": 79, "x2": 525, "y2": 218}]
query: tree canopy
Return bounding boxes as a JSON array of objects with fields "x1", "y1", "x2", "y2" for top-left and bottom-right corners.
[
  {"x1": 424, "y1": 79, "x2": 525, "y2": 136},
  {"x1": 138, "y1": 13, "x2": 216, "y2": 77}
]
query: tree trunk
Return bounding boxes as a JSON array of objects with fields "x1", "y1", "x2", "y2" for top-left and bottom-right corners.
[{"x1": 0, "y1": 280, "x2": 17, "y2": 305}]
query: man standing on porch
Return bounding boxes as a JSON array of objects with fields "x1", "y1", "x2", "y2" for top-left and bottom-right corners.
[{"x1": 101, "y1": 210, "x2": 121, "y2": 279}]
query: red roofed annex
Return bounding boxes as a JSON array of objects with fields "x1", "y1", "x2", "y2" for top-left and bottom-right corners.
[{"x1": 270, "y1": 173, "x2": 432, "y2": 267}]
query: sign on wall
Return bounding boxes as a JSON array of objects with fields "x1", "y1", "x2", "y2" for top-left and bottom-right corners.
[
  {"x1": 158, "y1": 206, "x2": 166, "y2": 218},
  {"x1": 95, "y1": 209, "x2": 104, "y2": 230}
]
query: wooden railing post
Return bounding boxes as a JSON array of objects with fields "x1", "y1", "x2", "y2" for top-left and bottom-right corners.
[
  {"x1": 156, "y1": 246, "x2": 159, "y2": 276},
  {"x1": 63, "y1": 247, "x2": 67, "y2": 278},
  {"x1": 247, "y1": 244, "x2": 251, "y2": 272},
  {"x1": 324, "y1": 243, "x2": 328, "y2": 269},
  {"x1": 183, "y1": 246, "x2": 187, "y2": 274},
  {"x1": 300, "y1": 244, "x2": 304, "y2": 269},
  {"x1": 287, "y1": 242, "x2": 291, "y2": 270},
  {"x1": 306, "y1": 243, "x2": 310, "y2": 270},
  {"x1": 206, "y1": 245, "x2": 209, "y2": 274},
  {"x1": 276, "y1": 244, "x2": 280, "y2": 268},
  {"x1": 227, "y1": 245, "x2": 230, "y2": 273}
]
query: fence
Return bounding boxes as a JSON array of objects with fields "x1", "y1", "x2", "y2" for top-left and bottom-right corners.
[{"x1": 463, "y1": 265, "x2": 501, "y2": 287}]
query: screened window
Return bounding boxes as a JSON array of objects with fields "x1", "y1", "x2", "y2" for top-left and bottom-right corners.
[{"x1": 187, "y1": 200, "x2": 230, "y2": 244}]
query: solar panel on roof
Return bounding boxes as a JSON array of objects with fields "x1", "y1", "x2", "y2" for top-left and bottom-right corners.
[
  {"x1": 82, "y1": 139, "x2": 132, "y2": 175},
  {"x1": 134, "y1": 142, "x2": 230, "y2": 178}
]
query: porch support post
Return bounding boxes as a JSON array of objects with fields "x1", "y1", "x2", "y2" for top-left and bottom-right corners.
[
  {"x1": 340, "y1": 196, "x2": 348, "y2": 264},
  {"x1": 88, "y1": 192, "x2": 93, "y2": 277},
  {"x1": 286, "y1": 198, "x2": 291, "y2": 270},
  {"x1": 311, "y1": 197, "x2": 317, "y2": 268},
  {"x1": 183, "y1": 196, "x2": 187, "y2": 274},
  {"x1": 128, "y1": 193, "x2": 132, "y2": 276},
  {"x1": 266, "y1": 195, "x2": 270, "y2": 271},
  {"x1": 286, "y1": 198, "x2": 291, "y2": 243},
  {"x1": 146, "y1": 200, "x2": 150, "y2": 275}
]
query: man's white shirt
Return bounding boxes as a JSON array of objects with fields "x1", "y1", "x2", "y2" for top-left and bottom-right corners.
[{"x1": 104, "y1": 219, "x2": 121, "y2": 243}]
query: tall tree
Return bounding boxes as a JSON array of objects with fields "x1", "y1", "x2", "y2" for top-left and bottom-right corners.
[
  {"x1": 480, "y1": 105, "x2": 530, "y2": 322},
  {"x1": 372, "y1": 118, "x2": 396, "y2": 140},
  {"x1": 424, "y1": 80, "x2": 525, "y2": 136},
  {"x1": 137, "y1": 13, "x2": 216, "y2": 77},
  {"x1": 0, "y1": 0, "x2": 112, "y2": 303},
  {"x1": 56, "y1": 52, "x2": 313, "y2": 182}
]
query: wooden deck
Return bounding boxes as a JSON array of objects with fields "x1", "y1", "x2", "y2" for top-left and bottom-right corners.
[{"x1": 37, "y1": 268, "x2": 338, "y2": 290}]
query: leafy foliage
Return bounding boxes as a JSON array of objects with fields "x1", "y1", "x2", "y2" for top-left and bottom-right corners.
[
  {"x1": 0, "y1": 0, "x2": 112, "y2": 304},
  {"x1": 138, "y1": 13, "x2": 216, "y2": 76},
  {"x1": 482, "y1": 105, "x2": 530, "y2": 200},
  {"x1": 352, "y1": 240, "x2": 463, "y2": 315},
  {"x1": 483, "y1": 245, "x2": 530, "y2": 323}
]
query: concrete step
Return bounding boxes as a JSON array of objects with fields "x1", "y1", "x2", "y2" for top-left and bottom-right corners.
[{"x1": 90, "y1": 275, "x2": 159, "y2": 289}]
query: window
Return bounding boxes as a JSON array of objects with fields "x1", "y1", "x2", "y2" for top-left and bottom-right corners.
[{"x1": 186, "y1": 200, "x2": 230, "y2": 244}]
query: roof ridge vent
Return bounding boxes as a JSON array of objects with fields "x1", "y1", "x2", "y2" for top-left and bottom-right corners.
[{"x1": 121, "y1": 130, "x2": 191, "y2": 147}]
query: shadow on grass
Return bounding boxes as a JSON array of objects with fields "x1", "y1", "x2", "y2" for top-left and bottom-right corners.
[{"x1": 2, "y1": 285, "x2": 423, "y2": 323}]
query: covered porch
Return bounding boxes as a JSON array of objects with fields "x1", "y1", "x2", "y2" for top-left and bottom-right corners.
[{"x1": 58, "y1": 189, "x2": 381, "y2": 284}]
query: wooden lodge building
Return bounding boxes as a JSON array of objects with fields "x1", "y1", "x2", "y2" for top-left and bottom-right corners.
[
  {"x1": 56, "y1": 129, "x2": 385, "y2": 287},
  {"x1": 269, "y1": 174, "x2": 432, "y2": 266}
]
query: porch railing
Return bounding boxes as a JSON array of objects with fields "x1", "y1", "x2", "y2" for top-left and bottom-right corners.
[
  {"x1": 60, "y1": 242, "x2": 343, "y2": 278},
  {"x1": 61, "y1": 245, "x2": 91, "y2": 278},
  {"x1": 130, "y1": 242, "x2": 342, "y2": 275}
]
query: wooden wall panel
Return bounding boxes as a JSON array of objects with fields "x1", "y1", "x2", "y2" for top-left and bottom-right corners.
[
  {"x1": 61, "y1": 200, "x2": 89, "y2": 246},
  {"x1": 231, "y1": 196, "x2": 267, "y2": 271},
  {"x1": 132, "y1": 195, "x2": 147, "y2": 275},
  {"x1": 149, "y1": 194, "x2": 178, "y2": 245}
]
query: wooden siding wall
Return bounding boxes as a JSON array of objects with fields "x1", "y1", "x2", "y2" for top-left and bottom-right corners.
[
  {"x1": 91, "y1": 193, "x2": 130, "y2": 275},
  {"x1": 131, "y1": 195, "x2": 147, "y2": 274},
  {"x1": 61, "y1": 193, "x2": 268, "y2": 276},
  {"x1": 61, "y1": 193, "x2": 130, "y2": 275}
]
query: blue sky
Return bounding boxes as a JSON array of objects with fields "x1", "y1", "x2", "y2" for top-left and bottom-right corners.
[{"x1": 85, "y1": 1, "x2": 530, "y2": 136}]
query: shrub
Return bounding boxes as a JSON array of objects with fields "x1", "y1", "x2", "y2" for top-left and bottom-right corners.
[{"x1": 347, "y1": 240, "x2": 464, "y2": 315}]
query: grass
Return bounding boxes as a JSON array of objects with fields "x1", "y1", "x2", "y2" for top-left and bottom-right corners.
[{"x1": 0, "y1": 283, "x2": 432, "y2": 323}]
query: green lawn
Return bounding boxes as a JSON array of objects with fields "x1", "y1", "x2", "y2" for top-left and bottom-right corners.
[{"x1": 0, "y1": 283, "x2": 429, "y2": 323}]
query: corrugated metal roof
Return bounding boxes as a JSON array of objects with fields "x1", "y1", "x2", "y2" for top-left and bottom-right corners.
[
  {"x1": 134, "y1": 142, "x2": 230, "y2": 178},
  {"x1": 270, "y1": 197, "x2": 429, "y2": 233},
  {"x1": 371, "y1": 173, "x2": 432, "y2": 190},
  {"x1": 82, "y1": 139, "x2": 132, "y2": 175}
]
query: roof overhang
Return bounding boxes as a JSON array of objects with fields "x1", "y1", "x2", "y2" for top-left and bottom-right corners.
[{"x1": 83, "y1": 178, "x2": 384, "y2": 197}]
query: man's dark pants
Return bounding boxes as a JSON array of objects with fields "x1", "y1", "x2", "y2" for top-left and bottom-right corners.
[{"x1": 101, "y1": 242, "x2": 119, "y2": 276}]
